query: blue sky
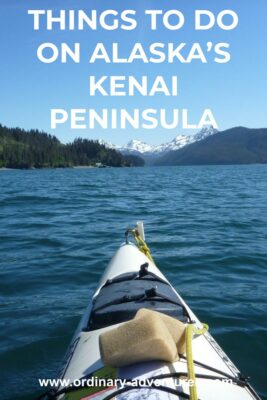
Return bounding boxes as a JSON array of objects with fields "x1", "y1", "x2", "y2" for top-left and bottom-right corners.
[{"x1": 0, "y1": 0, "x2": 266, "y2": 145}]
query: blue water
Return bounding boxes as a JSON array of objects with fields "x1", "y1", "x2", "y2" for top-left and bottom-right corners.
[{"x1": 0, "y1": 166, "x2": 266, "y2": 400}]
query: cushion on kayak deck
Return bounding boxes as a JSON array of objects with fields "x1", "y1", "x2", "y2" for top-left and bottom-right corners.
[
  {"x1": 99, "y1": 312, "x2": 178, "y2": 367},
  {"x1": 135, "y1": 308, "x2": 186, "y2": 354}
]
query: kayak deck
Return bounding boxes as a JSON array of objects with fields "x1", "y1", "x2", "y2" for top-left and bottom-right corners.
[{"x1": 58, "y1": 243, "x2": 260, "y2": 400}]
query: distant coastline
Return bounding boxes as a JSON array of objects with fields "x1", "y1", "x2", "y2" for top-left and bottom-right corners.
[
  {"x1": 0, "y1": 124, "x2": 144, "y2": 169},
  {"x1": 115, "y1": 127, "x2": 267, "y2": 166},
  {"x1": 0, "y1": 165, "x2": 108, "y2": 170},
  {"x1": 2, "y1": 123, "x2": 267, "y2": 169}
]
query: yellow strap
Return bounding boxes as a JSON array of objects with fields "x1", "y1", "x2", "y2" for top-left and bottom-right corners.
[
  {"x1": 129, "y1": 228, "x2": 208, "y2": 400},
  {"x1": 130, "y1": 227, "x2": 208, "y2": 400},
  {"x1": 185, "y1": 323, "x2": 209, "y2": 400},
  {"x1": 131, "y1": 229, "x2": 155, "y2": 264}
]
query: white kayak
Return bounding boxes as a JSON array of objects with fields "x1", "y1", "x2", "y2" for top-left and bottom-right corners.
[{"x1": 41, "y1": 225, "x2": 261, "y2": 400}]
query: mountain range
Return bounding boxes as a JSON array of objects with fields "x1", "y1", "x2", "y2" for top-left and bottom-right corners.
[
  {"x1": 156, "y1": 127, "x2": 267, "y2": 165},
  {"x1": 100, "y1": 126, "x2": 267, "y2": 166},
  {"x1": 2, "y1": 123, "x2": 267, "y2": 168},
  {"x1": 99, "y1": 126, "x2": 218, "y2": 164}
]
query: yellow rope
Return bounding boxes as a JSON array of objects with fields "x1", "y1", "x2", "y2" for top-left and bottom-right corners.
[
  {"x1": 131, "y1": 229, "x2": 155, "y2": 264},
  {"x1": 186, "y1": 323, "x2": 209, "y2": 400},
  {"x1": 129, "y1": 227, "x2": 208, "y2": 400}
]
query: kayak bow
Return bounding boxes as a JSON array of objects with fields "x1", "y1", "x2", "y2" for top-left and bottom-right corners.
[{"x1": 38, "y1": 223, "x2": 261, "y2": 400}]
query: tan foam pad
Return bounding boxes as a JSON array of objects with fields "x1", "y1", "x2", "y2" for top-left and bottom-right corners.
[
  {"x1": 135, "y1": 308, "x2": 186, "y2": 354},
  {"x1": 99, "y1": 313, "x2": 178, "y2": 367}
]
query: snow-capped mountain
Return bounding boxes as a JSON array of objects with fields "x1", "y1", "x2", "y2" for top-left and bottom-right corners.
[
  {"x1": 193, "y1": 126, "x2": 218, "y2": 142},
  {"x1": 120, "y1": 139, "x2": 154, "y2": 154},
  {"x1": 152, "y1": 135, "x2": 194, "y2": 154},
  {"x1": 97, "y1": 139, "x2": 118, "y2": 150},
  {"x1": 98, "y1": 126, "x2": 218, "y2": 164}
]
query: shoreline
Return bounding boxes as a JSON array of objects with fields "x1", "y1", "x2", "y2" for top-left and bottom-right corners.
[{"x1": 0, "y1": 165, "x2": 116, "y2": 171}]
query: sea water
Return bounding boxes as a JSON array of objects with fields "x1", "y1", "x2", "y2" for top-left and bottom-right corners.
[{"x1": 0, "y1": 165, "x2": 266, "y2": 400}]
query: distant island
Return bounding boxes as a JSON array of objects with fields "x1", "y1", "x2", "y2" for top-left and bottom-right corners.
[{"x1": 0, "y1": 124, "x2": 144, "y2": 169}]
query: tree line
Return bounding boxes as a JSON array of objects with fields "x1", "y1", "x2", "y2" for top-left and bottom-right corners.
[{"x1": 0, "y1": 124, "x2": 144, "y2": 168}]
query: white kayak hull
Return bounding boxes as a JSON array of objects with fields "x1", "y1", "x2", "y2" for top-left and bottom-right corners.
[{"x1": 57, "y1": 243, "x2": 260, "y2": 400}]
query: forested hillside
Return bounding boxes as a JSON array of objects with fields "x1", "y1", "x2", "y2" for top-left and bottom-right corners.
[{"x1": 0, "y1": 124, "x2": 144, "y2": 168}]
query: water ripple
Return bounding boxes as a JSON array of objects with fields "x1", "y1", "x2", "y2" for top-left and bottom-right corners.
[{"x1": 0, "y1": 166, "x2": 266, "y2": 399}]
